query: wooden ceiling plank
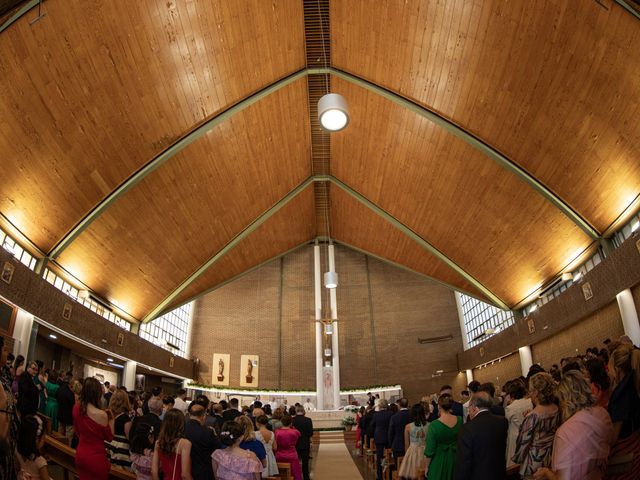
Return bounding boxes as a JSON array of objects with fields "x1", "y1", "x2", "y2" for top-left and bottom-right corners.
[
  {"x1": 310, "y1": 67, "x2": 601, "y2": 241},
  {"x1": 47, "y1": 68, "x2": 309, "y2": 261},
  {"x1": 319, "y1": 174, "x2": 510, "y2": 310},
  {"x1": 0, "y1": 0, "x2": 36, "y2": 33},
  {"x1": 141, "y1": 177, "x2": 316, "y2": 322}
]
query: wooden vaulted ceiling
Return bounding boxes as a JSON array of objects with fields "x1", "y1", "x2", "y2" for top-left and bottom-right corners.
[{"x1": 0, "y1": 0, "x2": 639, "y2": 324}]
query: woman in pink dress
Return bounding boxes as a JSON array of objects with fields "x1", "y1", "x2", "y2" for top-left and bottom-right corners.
[
  {"x1": 212, "y1": 421, "x2": 263, "y2": 480},
  {"x1": 73, "y1": 377, "x2": 114, "y2": 479},
  {"x1": 534, "y1": 370, "x2": 614, "y2": 480},
  {"x1": 274, "y1": 414, "x2": 302, "y2": 480}
]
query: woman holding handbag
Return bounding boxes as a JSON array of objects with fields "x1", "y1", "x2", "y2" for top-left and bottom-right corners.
[{"x1": 152, "y1": 408, "x2": 192, "y2": 480}]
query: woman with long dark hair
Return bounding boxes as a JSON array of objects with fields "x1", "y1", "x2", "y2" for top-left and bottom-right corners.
[
  {"x1": 151, "y1": 408, "x2": 192, "y2": 480},
  {"x1": 73, "y1": 377, "x2": 114, "y2": 479},
  {"x1": 397, "y1": 403, "x2": 428, "y2": 479}
]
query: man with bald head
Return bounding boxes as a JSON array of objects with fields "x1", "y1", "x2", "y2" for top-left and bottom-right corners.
[{"x1": 454, "y1": 391, "x2": 508, "y2": 480}]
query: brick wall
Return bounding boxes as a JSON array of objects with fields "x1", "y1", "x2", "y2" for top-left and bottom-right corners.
[
  {"x1": 190, "y1": 244, "x2": 465, "y2": 403},
  {"x1": 531, "y1": 301, "x2": 623, "y2": 370},
  {"x1": 472, "y1": 352, "x2": 521, "y2": 388}
]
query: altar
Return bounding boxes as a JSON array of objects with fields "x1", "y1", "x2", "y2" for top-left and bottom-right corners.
[{"x1": 307, "y1": 409, "x2": 346, "y2": 429}]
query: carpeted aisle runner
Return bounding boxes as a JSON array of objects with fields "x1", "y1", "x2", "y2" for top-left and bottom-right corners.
[{"x1": 312, "y1": 431, "x2": 364, "y2": 479}]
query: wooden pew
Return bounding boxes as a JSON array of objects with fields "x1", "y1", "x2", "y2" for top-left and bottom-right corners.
[
  {"x1": 274, "y1": 462, "x2": 293, "y2": 480},
  {"x1": 43, "y1": 435, "x2": 136, "y2": 480}
]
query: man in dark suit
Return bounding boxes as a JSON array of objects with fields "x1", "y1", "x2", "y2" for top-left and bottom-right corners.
[
  {"x1": 479, "y1": 382, "x2": 505, "y2": 416},
  {"x1": 130, "y1": 395, "x2": 162, "y2": 441},
  {"x1": 371, "y1": 398, "x2": 394, "y2": 480},
  {"x1": 455, "y1": 391, "x2": 508, "y2": 480},
  {"x1": 432, "y1": 385, "x2": 464, "y2": 419},
  {"x1": 222, "y1": 397, "x2": 242, "y2": 422},
  {"x1": 293, "y1": 405, "x2": 314, "y2": 480},
  {"x1": 388, "y1": 398, "x2": 411, "y2": 459},
  {"x1": 185, "y1": 400, "x2": 222, "y2": 480}
]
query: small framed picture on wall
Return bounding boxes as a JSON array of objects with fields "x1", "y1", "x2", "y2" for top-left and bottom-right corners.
[
  {"x1": 1, "y1": 261, "x2": 15, "y2": 284},
  {"x1": 62, "y1": 302, "x2": 73, "y2": 320}
]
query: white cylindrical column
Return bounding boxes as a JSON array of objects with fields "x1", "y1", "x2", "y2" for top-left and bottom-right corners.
[
  {"x1": 616, "y1": 289, "x2": 640, "y2": 347},
  {"x1": 454, "y1": 292, "x2": 470, "y2": 350},
  {"x1": 314, "y1": 244, "x2": 324, "y2": 410},
  {"x1": 328, "y1": 244, "x2": 341, "y2": 409},
  {"x1": 466, "y1": 369, "x2": 473, "y2": 385},
  {"x1": 519, "y1": 346, "x2": 533, "y2": 377},
  {"x1": 123, "y1": 361, "x2": 137, "y2": 391},
  {"x1": 11, "y1": 309, "x2": 34, "y2": 357}
]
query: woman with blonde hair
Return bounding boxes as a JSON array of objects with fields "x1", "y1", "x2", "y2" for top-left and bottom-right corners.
[
  {"x1": 606, "y1": 343, "x2": 640, "y2": 479},
  {"x1": 236, "y1": 414, "x2": 267, "y2": 468},
  {"x1": 106, "y1": 389, "x2": 132, "y2": 470},
  {"x1": 513, "y1": 373, "x2": 559, "y2": 478},
  {"x1": 152, "y1": 408, "x2": 192, "y2": 480},
  {"x1": 534, "y1": 370, "x2": 614, "y2": 480}
]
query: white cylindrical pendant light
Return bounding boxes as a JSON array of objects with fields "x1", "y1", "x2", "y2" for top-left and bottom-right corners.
[
  {"x1": 318, "y1": 93, "x2": 349, "y2": 131},
  {"x1": 324, "y1": 271, "x2": 338, "y2": 289}
]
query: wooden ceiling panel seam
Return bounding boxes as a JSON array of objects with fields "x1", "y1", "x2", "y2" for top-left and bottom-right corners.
[
  {"x1": 141, "y1": 178, "x2": 317, "y2": 322},
  {"x1": 46, "y1": 69, "x2": 311, "y2": 261},
  {"x1": 0, "y1": 0, "x2": 37, "y2": 34},
  {"x1": 311, "y1": 66, "x2": 602, "y2": 241}
]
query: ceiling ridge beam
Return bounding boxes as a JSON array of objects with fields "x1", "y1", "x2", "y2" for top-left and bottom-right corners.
[
  {"x1": 155, "y1": 241, "x2": 312, "y2": 318},
  {"x1": 47, "y1": 68, "x2": 310, "y2": 260},
  {"x1": 0, "y1": 0, "x2": 38, "y2": 34},
  {"x1": 615, "y1": 0, "x2": 640, "y2": 21},
  {"x1": 334, "y1": 239, "x2": 491, "y2": 306},
  {"x1": 142, "y1": 177, "x2": 316, "y2": 322},
  {"x1": 317, "y1": 174, "x2": 510, "y2": 310},
  {"x1": 309, "y1": 67, "x2": 601, "y2": 241}
]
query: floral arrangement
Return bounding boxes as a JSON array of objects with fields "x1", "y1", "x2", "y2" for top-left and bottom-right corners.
[{"x1": 341, "y1": 415, "x2": 357, "y2": 427}]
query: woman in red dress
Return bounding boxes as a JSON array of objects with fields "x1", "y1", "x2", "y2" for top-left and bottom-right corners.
[
  {"x1": 274, "y1": 414, "x2": 302, "y2": 480},
  {"x1": 73, "y1": 377, "x2": 113, "y2": 479}
]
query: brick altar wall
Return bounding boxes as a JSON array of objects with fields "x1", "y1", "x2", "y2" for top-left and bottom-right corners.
[{"x1": 190, "y1": 244, "x2": 465, "y2": 402}]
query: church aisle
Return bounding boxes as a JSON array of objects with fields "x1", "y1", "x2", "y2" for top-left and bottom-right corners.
[{"x1": 312, "y1": 430, "x2": 364, "y2": 479}]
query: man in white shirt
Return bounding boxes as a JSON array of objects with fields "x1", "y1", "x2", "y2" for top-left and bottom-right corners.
[
  {"x1": 173, "y1": 388, "x2": 188, "y2": 414},
  {"x1": 303, "y1": 398, "x2": 315, "y2": 412}
]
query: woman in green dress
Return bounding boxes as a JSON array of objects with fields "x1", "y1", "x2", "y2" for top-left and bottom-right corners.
[
  {"x1": 44, "y1": 369, "x2": 60, "y2": 431},
  {"x1": 424, "y1": 393, "x2": 462, "y2": 480}
]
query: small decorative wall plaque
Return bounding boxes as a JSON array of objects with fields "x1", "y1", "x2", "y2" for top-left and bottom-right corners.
[
  {"x1": 479, "y1": 347, "x2": 485, "y2": 357},
  {"x1": 117, "y1": 332, "x2": 124, "y2": 347},
  {"x1": 636, "y1": 238, "x2": 640, "y2": 255},
  {"x1": 527, "y1": 317, "x2": 536, "y2": 334},
  {"x1": 1, "y1": 261, "x2": 15, "y2": 284},
  {"x1": 582, "y1": 282, "x2": 593, "y2": 301},
  {"x1": 62, "y1": 302, "x2": 73, "y2": 320},
  {"x1": 169, "y1": 356, "x2": 175, "y2": 368}
]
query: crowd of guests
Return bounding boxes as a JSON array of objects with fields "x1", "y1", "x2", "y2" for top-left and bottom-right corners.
[
  {"x1": 0, "y1": 342, "x2": 314, "y2": 480},
  {"x1": 357, "y1": 336, "x2": 640, "y2": 480}
]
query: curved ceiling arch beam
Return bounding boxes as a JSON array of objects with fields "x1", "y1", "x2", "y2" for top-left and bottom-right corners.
[
  {"x1": 0, "y1": 0, "x2": 38, "y2": 34},
  {"x1": 317, "y1": 175, "x2": 510, "y2": 310},
  {"x1": 142, "y1": 177, "x2": 316, "y2": 323},
  {"x1": 309, "y1": 67, "x2": 601, "y2": 241},
  {"x1": 47, "y1": 68, "x2": 309, "y2": 260},
  {"x1": 615, "y1": 0, "x2": 640, "y2": 21},
  {"x1": 155, "y1": 241, "x2": 310, "y2": 319},
  {"x1": 334, "y1": 239, "x2": 491, "y2": 307}
]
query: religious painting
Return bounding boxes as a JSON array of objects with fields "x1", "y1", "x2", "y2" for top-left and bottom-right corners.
[
  {"x1": 240, "y1": 354, "x2": 259, "y2": 387},
  {"x1": 479, "y1": 346, "x2": 485, "y2": 357},
  {"x1": 212, "y1": 353, "x2": 230, "y2": 386},
  {"x1": 117, "y1": 332, "x2": 125, "y2": 347},
  {"x1": 1, "y1": 261, "x2": 15, "y2": 284},
  {"x1": 582, "y1": 282, "x2": 593, "y2": 301},
  {"x1": 135, "y1": 374, "x2": 145, "y2": 391},
  {"x1": 527, "y1": 317, "x2": 536, "y2": 334},
  {"x1": 322, "y1": 366, "x2": 333, "y2": 410},
  {"x1": 636, "y1": 238, "x2": 640, "y2": 255},
  {"x1": 169, "y1": 356, "x2": 174, "y2": 368},
  {"x1": 62, "y1": 302, "x2": 73, "y2": 320}
]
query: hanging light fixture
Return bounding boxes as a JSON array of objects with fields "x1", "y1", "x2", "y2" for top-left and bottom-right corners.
[
  {"x1": 324, "y1": 271, "x2": 338, "y2": 289},
  {"x1": 318, "y1": 93, "x2": 349, "y2": 131},
  {"x1": 316, "y1": 0, "x2": 349, "y2": 132}
]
